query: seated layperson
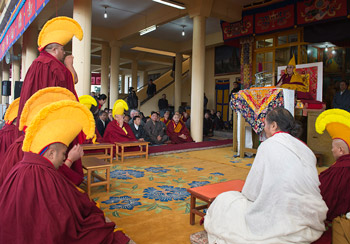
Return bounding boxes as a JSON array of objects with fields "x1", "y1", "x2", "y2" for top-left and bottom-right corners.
[
  {"x1": 103, "y1": 99, "x2": 137, "y2": 143},
  {"x1": 0, "y1": 98, "x2": 20, "y2": 161},
  {"x1": 316, "y1": 109, "x2": 350, "y2": 221},
  {"x1": 130, "y1": 115, "x2": 147, "y2": 141},
  {"x1": 167, "y1": 113, "x2": 193, "y2": 144},
  {"x1": 0, "y1": 100, "x2": 129, "y2": 244},
  {"x1": 213, "y1": 111, "x2": 224, "y2": 130},
  {"x1": 144, "y1": 111, "x2": 168, "y2": 145},
  {"x1": 160, "y1": 110, "x2": 171, "y2": 126},
  {"x1": 96, "y1": 111, "x2": 109, "y2": 137},
  {"x1": 204, "y1": 107, "x2": 328, "y2": 244},
  {"x1": 203, "y1": 111, "x2": 213, "y2": 136}
]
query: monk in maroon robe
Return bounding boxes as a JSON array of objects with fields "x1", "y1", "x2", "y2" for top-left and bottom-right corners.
[
  {"x1": 0, "y1": 150, "x2": 129, "y2": 243},
  {"x1": 167, "y1": 113, "x2": 193, "y2": 144},
  {"x1": 319, "y1": 139, "x2": 350, "y2": 221},
  {"x1": 0, "y1": 123, "x2": 20, "y2": 161},
  {"x1": 103, "y1": 120, "x2": 137, "y2": 143}
]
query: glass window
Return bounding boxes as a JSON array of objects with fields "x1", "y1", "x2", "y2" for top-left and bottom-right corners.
[
  {"x1": 265, "y1": 38, "x2": 273, "y2": 47},
  {"x1": 278, "y1": 35, "x2": 287, "y2": 45}
]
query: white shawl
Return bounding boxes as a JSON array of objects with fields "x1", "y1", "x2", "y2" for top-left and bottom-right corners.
[{"x1": 205, "y1": 133, "x2": 328, "y2": 244}]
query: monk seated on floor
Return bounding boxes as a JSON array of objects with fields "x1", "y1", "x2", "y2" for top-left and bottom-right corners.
[
  {"x1": 144, "y1": 111, "x2": 169, "y2": 145},
  {"x1": 167, "y1": 113, "x2": 193, "y2": 144},
  {"x1": 204, "y1": 107, "x2": 328, "y2": 244},
  {"x1": 103, "y1": 99, "x2": 137, "y2": 144},
  {"x1": 316, "y1": 109, "x2": 350, "y2": 222},
  {"x1": 0, "y1": 100, "x2": 130, "y2": 243},
  {"x1": 160, "y1": 110, "x2": 171, "y2": 126}
]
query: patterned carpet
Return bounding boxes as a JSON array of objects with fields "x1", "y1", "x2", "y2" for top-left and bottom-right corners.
[{"x1": 85, "y1": 147, "x2": 254, "y2": 244}]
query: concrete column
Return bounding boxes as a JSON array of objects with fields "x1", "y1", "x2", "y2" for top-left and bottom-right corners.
[
  {"x1": 2, "y1": 62, "x2": 9, "y2": 104},
  {"x1": 100, "y1": 44, "x2": 110, "y2": 108},
  {"x1": 73, "y1": 0, "x2": 92, "y2": 96},
  {"x1": 190, "y1": 15, "x2": 206, "y2": 142},
  {"x1": 175, "y1": 53, "x2": 182, "y2": 112},
  {"x1": 131, "y1": 60, "x2": 138, "y2": 90},
  {"x1": 11, "y1": 45, "x2": 21, "y2": 102},
  {"x1": 142, "y1": 71, "x2": 148, "y2": 90},
  {"x1": 22, "y1": 25, "x2": 38, "y2": 75},
  {"x1": 121, "y1": 74, "x2": 125, "y2": 94},
  {"x1": 109, "y1": 41, "x2": 121, "y2": 108}
]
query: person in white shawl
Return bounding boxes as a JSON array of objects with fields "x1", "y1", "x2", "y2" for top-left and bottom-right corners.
[{"x1": 204, "y1": 108, "x2": 328, "y2": 244}]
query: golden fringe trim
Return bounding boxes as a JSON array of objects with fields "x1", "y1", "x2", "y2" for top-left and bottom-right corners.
[
  {"x1": 23, "y1": 100, "x2": 95, "y2": 152},
  {"x1": 19, "y1": 87, "x2": 76, "y2": 131},
  {"x1": 4, "y1": 97, "x2": 20, "y2": 122},
  {"x1": 315, "y1": 109, "x2": 350, "y2": 134}
]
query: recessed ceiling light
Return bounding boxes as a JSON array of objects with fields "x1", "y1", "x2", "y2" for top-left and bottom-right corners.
[{"x1": 152, "y1": 0, "x2": 186, "y2": 10}]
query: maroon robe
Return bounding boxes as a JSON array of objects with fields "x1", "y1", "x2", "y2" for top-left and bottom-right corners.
[
  {"x1": 166, "y1": 120, "x2": 193, "y2": 144},
  {"x1": 17, "y1": 50, "x2": 78, "y2": 120},
  {"x1": 0, "y1": 152, "x2": 129, "y2": 244},
  {"x1": 319, "y1": 154, "x2": 350, "y2": 221},
  {"x1": 0, "y1": 123, "x2": 20, "y2": 162},
  {"x1": 103, "y1": 120, "x2": 137, "y2": 143},
  {"x1": 0, "y1": 134, "x2": 83, "y2": 186}
]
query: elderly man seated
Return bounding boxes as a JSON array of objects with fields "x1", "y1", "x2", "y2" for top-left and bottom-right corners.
[
  {"x1": 167, "y1": 113, "x2": 193, "y2": 144},
  {"x1": 204, "y1": 107, "x2": 328, "y2": 244},
  {"x1": 144, "y1": 111, "x2": 169, "y2": 145}
]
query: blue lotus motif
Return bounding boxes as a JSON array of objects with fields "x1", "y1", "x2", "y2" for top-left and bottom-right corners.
[
  {"x1": 102, "y1": 196, "x2": 142, "y2": 210},
  {"x1": 143, "y1": 185, "x2": 190, "y2": 202},
  {"x1": 110, "y1": 169, "x2": 144, "y2": 179},
  {"x1": 210, "y1": 172, "x2": 224, "y2": 176},
  {"x1": 188, "y1": 181, "x2": 210, "y2": 188},
  {"x1": 193, "y1": 167, "x2": 204, "y2": 171},
  {"x1": 144, "y1": 167, "x2": 170, "y2": 173}
]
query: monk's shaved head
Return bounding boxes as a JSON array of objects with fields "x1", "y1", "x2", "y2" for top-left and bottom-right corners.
[{"x1": 332, "y1": 139, "x2": 350, "y2": 160}]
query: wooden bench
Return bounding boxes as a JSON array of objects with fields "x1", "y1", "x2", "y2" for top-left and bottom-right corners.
[
  {"x1": 82, "y1": 143, "x2": 114, "y2": 164},
  {"x1": 187, "y1": 180, "x2": 245, "y2": 225},
  {"x1": 115, "y1": 141, "x2": 149, "y2": 163},
  {"x1": 81, "y1": 157, "x2": 111, "y2": 197}
]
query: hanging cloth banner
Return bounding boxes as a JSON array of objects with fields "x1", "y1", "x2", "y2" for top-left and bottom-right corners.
[
  {"x1": 0, "y1": 0, "x2": 50, "y2": 61},
  {"x1": 297, "y1": 0, "x2": 348, "y2": 25},
  {"x1": 221, "y1": 0, "x2": 349, "y2": 42}
]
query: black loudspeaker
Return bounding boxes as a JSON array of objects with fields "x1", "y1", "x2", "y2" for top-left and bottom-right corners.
[
  {"x1": 14, "y1": 81, "x2": 23, "y2": 99},
  {"x1": 2, "y1": 80, "x2": 11, "y2": 96}
]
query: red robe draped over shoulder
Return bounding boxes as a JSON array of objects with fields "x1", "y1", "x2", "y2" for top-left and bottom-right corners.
[
  {"x1": 0, "y1": 152, "x2": 129, "y2": 244},
  {"x1": 0, "y1": 123, "x2": 20, "y2": 162},
  {"x1": 0, "y1": 135, "x2": 83, "y2": 186},
  {"x1": 103, "y1": 121, "x2": 137, "y2": 143},
  {"x1": 319, "y1": 154, "x2": 350, "y2": 221},
  {"x1": 167, "y1": 120, "x2": 193, "y2": 144},
  {"x1": 17, "y1": 50, "x2": 78, "y2": 120}
]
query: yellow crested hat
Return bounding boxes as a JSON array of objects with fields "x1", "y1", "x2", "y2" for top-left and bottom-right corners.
[
  {"x1": 315, "y1": 109, "x2": 350, "y2": 149},
  {"x1": 288, "y1": 54, "x2": 296, "y2": 67},
  {"x1": 4, "y1": 97, "x2": 20, "y2": 124},
  {"x1": 19, "y1": 87, "x2": 76, "y2": 131},
  {"x1": 112, "y1": 99, "x2": 128, "y2": 118},
  {"x1": 22, "y1": 100, "x2": 95, "y2": 154},
  {"x1": 37, "y1": 16, "x2": 83, "y2": 51},
  {"x1": 79, "y1": 95, "x2": 97, "y2": 110}
]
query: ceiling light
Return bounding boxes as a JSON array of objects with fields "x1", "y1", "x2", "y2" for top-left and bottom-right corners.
[
  {"x1": 325, "y1": 46, "x2": 328, "y2": 52},
  {"x1": 181, "y1": 25, "x2": 185, "y2": 36},
  {"x1": 139, "y1": 25, "x2": 157, "y2": 36},
  {"x1": 152, "y1": 0, "x2": 186, "y2": 10},
  {"x1": 104, "y1": 7, "x2": 107, "y2": 19},
  {"x1": 332, "y1": 50, "x2": 336, "y2": 55}
]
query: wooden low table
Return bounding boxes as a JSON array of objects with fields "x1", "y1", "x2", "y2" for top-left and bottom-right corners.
[
  {"x1": 82, "y1": 157, "x2": 111, "y2": 197},
  {"x1": 82, "y1": 143, "x2": 114, "y2": 164},
  {"x1": 187, "y1": 179, "x2": 245, "y2": 225},
  {"x1": 115, "y1": 141, "x2": 149, "y2": 163}
]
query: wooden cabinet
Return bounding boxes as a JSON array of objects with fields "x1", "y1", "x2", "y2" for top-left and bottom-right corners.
[{"x1": 307, "y1": 111, "x2": 334, "y2": 166}]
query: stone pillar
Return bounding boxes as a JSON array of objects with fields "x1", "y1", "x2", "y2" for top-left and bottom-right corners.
[
  {"x1": 142, "y1": 71, "x2": 148, "y2": 90},
  {"x1": 73, "y1": 0, "x2": 92, "y2": 96},
  {"x1": 131, "y1": 60, "x2": 138, "y2": 90},
  {"x1": 190, "y1": 15, "x2": 206, "y2": 142},
  {"x1": 175, "y1": 53, "x2": 182, "y2": 112},
  {"x1": 11, "y1": 45, "x2": 21, "y2": 102},
  {"x1": 2, "y1": 62, "x2": 9, "y2": 104},
  {"x1": 23, "y1": 25, "x2": 38, "y2": 75},
  {"x1": 109, "y1": 41, "x2": 121, "y2": 108},
  {"x1": 100, "y1": 43, "x2": 110, "y2": 108}
]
